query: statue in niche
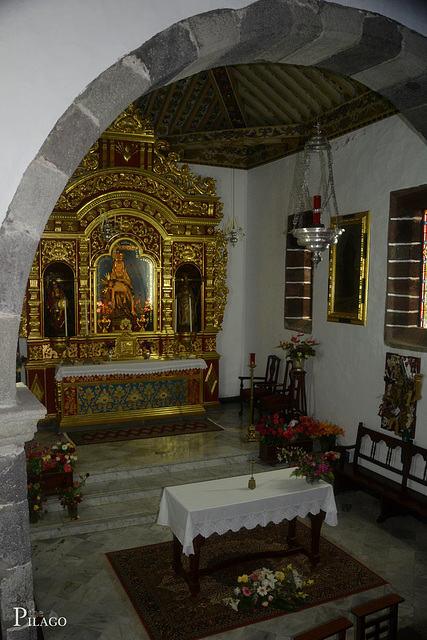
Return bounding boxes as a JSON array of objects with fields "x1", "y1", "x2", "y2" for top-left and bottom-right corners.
[
  {"x1": 176, "y1": 275, "x2": 200, "y2": 332},
  {"x1": 104, "y1": 251, "x2": 137, "y2": 320},
  {"x1": 46, "y1": 280, "x2": 67, "y2": 335}
]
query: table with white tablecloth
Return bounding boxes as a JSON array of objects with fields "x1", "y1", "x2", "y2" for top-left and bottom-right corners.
[{"x1": 157, "y1": 467, "x2": 338, "y2": 595}]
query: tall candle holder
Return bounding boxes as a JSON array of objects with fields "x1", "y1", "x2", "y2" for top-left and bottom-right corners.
[{"x1": 244, "y1": 362, "x2": 259, "y2": 442}]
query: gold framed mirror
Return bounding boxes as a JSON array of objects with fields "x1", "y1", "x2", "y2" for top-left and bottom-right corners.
[{"x1": 327, "y1": 210, "x2": 370, "y2": 325}]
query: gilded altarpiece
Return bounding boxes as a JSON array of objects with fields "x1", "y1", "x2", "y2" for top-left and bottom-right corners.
[{"x1": 22, "y1": 106, "x2": 228, "y2": 427}]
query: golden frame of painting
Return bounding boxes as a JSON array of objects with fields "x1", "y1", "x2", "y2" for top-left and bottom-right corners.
[{"x1": 327, "y1": 210, "x2": 370, "y2": 325}]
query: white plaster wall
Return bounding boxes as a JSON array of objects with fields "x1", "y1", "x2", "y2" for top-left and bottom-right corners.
[
  {"x1": 1, "y1": 0, "x2": 427, "y2": 227},
  {"x1": 187, "y1": 164, "x2": 248, "y2": 398},
  {"x1": 0, "y1": 0, "x2": 253, "y2": 225},
  {"x1": 245, "y1": 114, "x2": 427, "y2": 447}
]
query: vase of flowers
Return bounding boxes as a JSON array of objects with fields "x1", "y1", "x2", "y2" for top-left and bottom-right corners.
[
  {"x1": 58, "y1": 473, "x2": 90, "y2": 520},
  {"x1": 27, "y1": 483, "x2": 47, "y2": 524},
  {"x1": 314, "y1": 421, "x2": 345, "y2": 451},
  {"x1": 26, "y1": 437, "x2": 77, "y2": 495},
  {"x1": 224, "y1": 564, "x2": 314, "y2": 612},
  {"x1": 276, "y1": 332, "x2": 318, "y2": 370},
  {"x1": 280, "y1": 449, "x2": 340, "y2": 483}
]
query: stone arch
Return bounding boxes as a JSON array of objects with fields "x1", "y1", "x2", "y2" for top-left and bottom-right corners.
[
  {"x1": 1, "y1": 2, "x2": 427, "y2": 637},
  {"x1": 1, "y1": 1, "x2": 427, "y2": 406}
]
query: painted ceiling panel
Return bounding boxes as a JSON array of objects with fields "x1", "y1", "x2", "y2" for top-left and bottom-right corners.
[{"x1": 135, "y1": 63, "x2": 397, "y2": 169}]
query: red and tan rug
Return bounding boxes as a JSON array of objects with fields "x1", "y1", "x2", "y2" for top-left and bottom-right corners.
[
  {"x1": 66, "y1": 417, "x2": 223, "y2": 446},
  {"x1": 106, "y1": 521, "x2": 387, "y2": 640}
]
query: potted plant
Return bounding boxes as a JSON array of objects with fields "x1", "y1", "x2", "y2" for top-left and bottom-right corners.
[
  {"x1": 224, "y1": 564, "x2": 314, "y2": 612},
  {"x1": 275, "y1": 332, "x2": 318, "y2": 370},
  {"x1": 27, "y1": 482, "x2": 47, "y2": 524},
  {"x1": 26, "y1": 437, "x2": 77, "y2": 495},
  {"x1": 58, "y1": 473, "x2": 90, "y2": 520}
]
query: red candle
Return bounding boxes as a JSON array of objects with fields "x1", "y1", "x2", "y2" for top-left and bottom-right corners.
[
  {"x1": 250, "y1": 353, "x2": 255, "y2": 365},
  {"x1": 313, "y1": 195, "x2": 321, "y2": 225}
]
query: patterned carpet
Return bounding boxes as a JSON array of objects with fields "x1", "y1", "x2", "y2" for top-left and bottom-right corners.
[
  {"x1": 66, "y1": 418, "x2": 223, "y2": 446},
  {"x1": 106, "y1": 521, "x2": 386, "y2": 640}
]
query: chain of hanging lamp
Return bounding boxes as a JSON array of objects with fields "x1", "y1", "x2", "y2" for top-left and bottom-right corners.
[{"x1": 224, "y1": 169, "x2": 245, "y2": 246}]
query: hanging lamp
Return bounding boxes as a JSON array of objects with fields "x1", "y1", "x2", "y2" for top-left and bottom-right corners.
[
  {"x1": 224, "y1": 169, "x2": 245, "y2": 246},
  {"x1": 290, "y1": 125, "x2": 344, "y2": 266}
]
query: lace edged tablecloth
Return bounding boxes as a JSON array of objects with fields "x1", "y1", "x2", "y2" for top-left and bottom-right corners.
[
  {"x1": 55, "y1": 358, "x2": 207, "y2": 381},
  {"x1": 157, "y1": 467, "x2": 338, "y2": 555}
]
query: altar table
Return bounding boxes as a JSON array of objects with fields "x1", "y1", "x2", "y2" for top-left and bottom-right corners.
[
  {"x1": 157, "y1": 467, "x2": 338, "y2": 595},
  {"x1": 55, "y1": 358, "x2": 207, "y2": 430}
]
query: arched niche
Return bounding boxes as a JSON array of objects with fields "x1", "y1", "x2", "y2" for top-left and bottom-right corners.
[
  {"x1": 43, "y1": 263, "x2": 75, "y2": 338},
  {"x1": 175, "y1": 264, "x2": 202, "y2": 333},
  {"x1": 95, "y1": 239, "x2": 155, "y2": 333}
]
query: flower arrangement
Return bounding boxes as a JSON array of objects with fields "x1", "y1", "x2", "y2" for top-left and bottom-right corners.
[
  {"x1": 256, "y1": 415, "x2": 320, "y2": 445},
  {"x1": 58, "y1": 473, "x2": 90, "y2": 519},
  {"x1": 27, "y1": 483, "x2": 47, "y2": 520},
  {"x1": 26, "y1": 438, "x2": 77, "y2": 475},
  {"x1": 315, "y1": 421, "x2": 345, "y2": 451},
  {"x1": 280, "y1": 450, "x2": 340, "y2": 483},
  {"x1": 276, "y1": 332, "x2": 318, "y2": 360},
  {"x1": 224, "y1": 564, "x2": 314, "y2": 612},
  {"x1": 315, "y1": 421, "x2": 345, "y2": 438},
  {"x1": 256, "y1": 415, "x2": 345, "y2": 449}
]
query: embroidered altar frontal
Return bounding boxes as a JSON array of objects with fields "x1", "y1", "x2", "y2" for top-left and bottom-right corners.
[{"x1": 56, "y1": 361, "x2": 206, "y2": 430}]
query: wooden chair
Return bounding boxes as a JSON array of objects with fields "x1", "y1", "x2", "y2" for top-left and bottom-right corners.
[
  {"x1": 351, "y1": 593, "x2": 404, "y2": 640},
  {"x1": 293, "y1": 617, "x2": 353, "y2": 640},
  {"x1": 258, "y1": 360, "x2": 307, "y2": 419},
  {"x1": 238, "y1": 354, "x2": 280, "y2": 416}
]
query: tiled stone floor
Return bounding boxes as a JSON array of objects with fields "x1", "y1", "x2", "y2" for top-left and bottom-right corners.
[{"x1": 28, "y1": 403, "x2": 427, "y2": 639}]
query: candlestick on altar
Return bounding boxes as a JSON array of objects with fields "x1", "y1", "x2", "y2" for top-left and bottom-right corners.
[
  {"x1": 63, "y1": 298, "x2": 68, "y2": 337},
  {"x1": 244, "y1": 362, "x2": 259, "y2": 442},
  {"x1": 189, "y1": 293, "x2": 193, "y2": 333},
  {"x1": 84, "y1": 299, "x2": 88, "y2": 336}
]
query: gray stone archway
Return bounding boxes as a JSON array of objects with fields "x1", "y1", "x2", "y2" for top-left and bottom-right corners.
[{"x1": 1, "y1": 0, "x2": 427, "y2": 636}]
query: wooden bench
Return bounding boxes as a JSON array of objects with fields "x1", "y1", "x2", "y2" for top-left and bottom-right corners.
[
  {"x1": 335, "y1": 423, "x2": 427, "y2": 523},
  {"x1": 351, "y1": 593, "x2": 404, "y2": 640}
]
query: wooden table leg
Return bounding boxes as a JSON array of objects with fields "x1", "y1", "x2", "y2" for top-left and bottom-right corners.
[
  {"x1": 172, "y1": 534, "x2": 183, "y2": 573},
  {"x1": 188, "y1": 534, "x2": 205, "y2": 597},
  {"x1": 287, "y1": 516, "x2": 298, "y2": 547},
  {"x1": 308, "y1": 510, "x2": 325, "y2": 565}
]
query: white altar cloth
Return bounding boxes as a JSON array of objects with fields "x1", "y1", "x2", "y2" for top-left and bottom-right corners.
[
  {"x1": 157, "y1": 467, "x2": 338, "y2": 555},
  {"x1": 55, "y1": 358, "x2": 207, "y2": 381}
]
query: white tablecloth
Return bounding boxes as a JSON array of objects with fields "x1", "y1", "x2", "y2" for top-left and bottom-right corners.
[
  {"x1": 157, "y1": 467, "x2": 338, "y2": 555},
  {"x1": 55, "y1": 358, "x2": 207, "y2": 381}
]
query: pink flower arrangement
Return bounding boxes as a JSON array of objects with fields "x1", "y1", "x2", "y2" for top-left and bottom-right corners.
[
  {"x1": 289, "y1": 451, "x2": 340, "y2": 482},
  {"x1": 276, "y1": 332, "x2": 319, "y2": 360}
]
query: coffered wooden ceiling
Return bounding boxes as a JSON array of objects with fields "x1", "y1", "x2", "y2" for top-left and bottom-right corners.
[{"x1": 135, "y1": 63, "x2": 397, "y2": 170}]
